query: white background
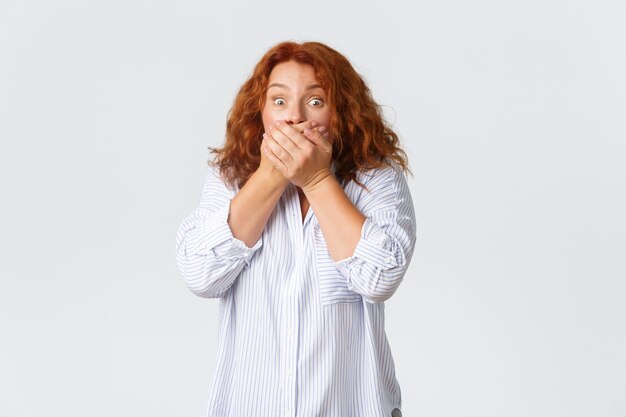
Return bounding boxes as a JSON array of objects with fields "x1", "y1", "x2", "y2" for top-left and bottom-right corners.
[{"x1": 1, "y1": 0, "x2": 625, "y2": 416}]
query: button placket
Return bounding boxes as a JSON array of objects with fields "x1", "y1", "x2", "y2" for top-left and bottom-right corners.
[
  {"x1": 282, "y1": 278, "x2": 298, "y2": 417},
  {"x1": 281, "y1": 185, "x2": 300, "y2": 417}
]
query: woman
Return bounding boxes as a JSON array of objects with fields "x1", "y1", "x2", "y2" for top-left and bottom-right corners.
[{"x1": 176, "y1": 41, "x2": 415, "y2": 417}]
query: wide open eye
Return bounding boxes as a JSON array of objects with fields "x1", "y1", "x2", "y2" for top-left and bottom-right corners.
[
  {"x1": 273, "y1": 98, "x2": 285, "y2": 105},
  {"x1": 309, "y1": 98, "x2": 323, "y2": 107}
]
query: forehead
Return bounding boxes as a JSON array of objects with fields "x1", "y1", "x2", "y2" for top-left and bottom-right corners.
[{"x1": 268, "y1": 61, "x2": 320, "y2": 85}]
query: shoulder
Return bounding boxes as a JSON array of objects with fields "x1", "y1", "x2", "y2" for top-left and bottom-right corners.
[
  {"x1": 202, "y1": 161, "x2": 238, "y2": 197},
  {"x1": 338, "y1": 159, "x2": 409, "y2": 211},
  {"x1": 353, "y1": 158, "x2": 406, "y2": 189}
]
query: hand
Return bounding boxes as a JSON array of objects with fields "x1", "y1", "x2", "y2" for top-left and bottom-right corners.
[
  {"x1": 262, "y1": 120, "x2": 333, "y2": 190},
  {"x1": 258, "y1": 133, "x2": 289, "y2": 188},
  {"x1": 258, "y1": 120, "x2": 318, "y2": 187}
]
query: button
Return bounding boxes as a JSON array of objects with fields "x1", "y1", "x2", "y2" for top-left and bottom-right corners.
[
  {"x1": 383, "y1": 256, "x2": 393, "y2": 264},
  {"x1": 285, "y1": 410, "x2": 290, "y2": 416},
  {"x1": 288, "y1": 328, "x2": 294, "y2": 336},
  {"x1": 288, "y1": 367, "x2": 292, "y2": 375}
]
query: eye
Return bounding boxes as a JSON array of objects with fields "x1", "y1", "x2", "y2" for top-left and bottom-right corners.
[
  {"x1": 273, "y1": 98, "x2": 285, "y2": 105},
  {"x1": 309, "y1": 98, "x2": 324, "y2": 107}
]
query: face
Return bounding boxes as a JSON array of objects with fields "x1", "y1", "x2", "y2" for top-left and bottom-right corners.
[{"x1": 261, "y1": 60, "x2": 332, "y2": 142}]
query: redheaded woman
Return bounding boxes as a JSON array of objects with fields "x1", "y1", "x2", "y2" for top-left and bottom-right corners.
[{"x1": 176, "y1": 41, "x2": 415, "y2": 417}]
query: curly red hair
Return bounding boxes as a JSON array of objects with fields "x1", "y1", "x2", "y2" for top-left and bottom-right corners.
[{"x1": 209, "y1": 41, "x2": 410, "y2": 190}]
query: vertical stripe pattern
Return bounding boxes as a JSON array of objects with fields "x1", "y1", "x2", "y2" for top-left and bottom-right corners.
[{"x1": 175, "y1": 160, "x2": 416, "y2": 417}]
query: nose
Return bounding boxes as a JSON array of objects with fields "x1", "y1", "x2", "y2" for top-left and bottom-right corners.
[{"x1": 285, "y1": 104, "x2": 305, "y2": 125}]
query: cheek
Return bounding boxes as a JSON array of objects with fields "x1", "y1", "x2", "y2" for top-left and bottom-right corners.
[
  {"x1": 323, "y1": 113, "x2": 332, "y2": 127},
  {"x1": 309, "y1": 110, "x2": 332, "y2": 128},
  {"x1": 261, "y1": 109, "x2": 274, "y2": 132}
]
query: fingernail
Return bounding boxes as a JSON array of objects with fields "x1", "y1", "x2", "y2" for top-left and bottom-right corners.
[
  {"x1": 318, "y1": 126, "x2": 327, "y2": 133},
  {"x1": 311, "y1": 121, "x2": 319, "y2": 127},
  {"x1": 304, "y1": 128, "x2": 312, "y2": 135}
]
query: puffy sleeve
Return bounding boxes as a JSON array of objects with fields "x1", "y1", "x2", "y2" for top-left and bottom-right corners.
[
  {"x1": 175, "y1": 165, "x2": 262, "y2": 298},
  {"x1": 333, "y1": 161, "x2": 417, "y2": 303}
]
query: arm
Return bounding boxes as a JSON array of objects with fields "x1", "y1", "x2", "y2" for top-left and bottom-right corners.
[
  {"x1": 263, "y1": 121, "x2": 416, "y2": 303},
  {"x1": 175, "y1": 162, "x2": 286, "y2": 298},
  {"x1": 229, "y1": 157, "x2": 288, "y2": 248},
  {"x1": 232, "y1": 120, "x2": 321, "y2": 246},
  {"x1": 330, "y1": 163, "x2": 417, "y2": 303},
  {"x1": 303, "y1": 174, "x2": 365, "y2": 261}
]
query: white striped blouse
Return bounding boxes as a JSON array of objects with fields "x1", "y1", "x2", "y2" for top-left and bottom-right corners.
[{"x1": 175, "y1": 159, "x2": 416, "y2": 417}]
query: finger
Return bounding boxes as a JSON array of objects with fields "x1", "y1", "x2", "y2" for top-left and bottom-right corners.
[
  {"x1": 286, "y1": 120, "x2": 318, "y2": 133},
  {"x1": 273, "y1": 121, "x2": 310, "y2": 149},
  {"x1": 261, "y1": 137, "x2": 288, "y2": 173},
  {"x1": 269, "y1": 125, "x2": 300, "y2": 156},
  {"x1": 264, "y1": 132, "x2": 294, "y2": 165},
  {"x1": 303, "y1": 127, "x2": 332, "y2": 152}
]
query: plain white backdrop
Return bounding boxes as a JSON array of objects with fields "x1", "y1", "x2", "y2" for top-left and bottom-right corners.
[{"x1": 1, "y1": 0, "x2": 625, "y2": 416}]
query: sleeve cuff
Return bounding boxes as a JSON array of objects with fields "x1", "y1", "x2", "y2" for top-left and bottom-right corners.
[
  {"x1": 204, "y1": 201, "x2": 262, "y2": 268},
  {"x1": 333, "y1": 217, "x2": 398, "y2": 275}
]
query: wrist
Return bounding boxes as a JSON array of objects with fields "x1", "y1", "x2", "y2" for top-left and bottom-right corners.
[
  {"x1": 255, "y1": 165, "x2": 289, "y2": 190},
  {"x1": 302, "y1": 169, "x2": 335, "y2": 196}
]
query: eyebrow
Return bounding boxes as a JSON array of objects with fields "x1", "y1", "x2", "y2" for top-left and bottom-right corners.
[{"x1": 267, "y1": 83, "x2": 324, "y2": 91}]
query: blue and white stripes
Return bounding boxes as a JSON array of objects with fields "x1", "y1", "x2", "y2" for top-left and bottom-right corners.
[{"x1": 176, "y1": 160, "x2": 416, "y2": 417}]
